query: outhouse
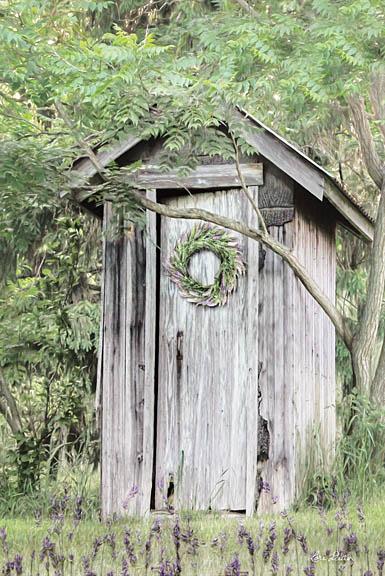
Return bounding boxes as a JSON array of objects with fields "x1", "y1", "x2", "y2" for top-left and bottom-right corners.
[{"x1": 69, "y1": 111, "x2": 373, "y2": 517}]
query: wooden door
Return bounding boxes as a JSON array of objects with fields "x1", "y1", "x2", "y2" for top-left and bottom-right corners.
[{"x1": 155, "y1": 188, "x2": 259, "y2": 513}]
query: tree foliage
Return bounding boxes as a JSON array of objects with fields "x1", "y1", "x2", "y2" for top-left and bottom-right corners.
[{"x1": 1, "y1": 0, "x2": 385, "y2": 491}]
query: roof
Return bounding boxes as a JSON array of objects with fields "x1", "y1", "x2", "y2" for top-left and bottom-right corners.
[
  {"x1": 239, "y1": 110, "x2": 374, "y2": 223},
  {"x1": 67, "y1": 111, "x2": 374, "y2": 242}
]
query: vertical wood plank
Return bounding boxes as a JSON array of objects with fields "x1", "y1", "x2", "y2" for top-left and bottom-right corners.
[
  {"x1": 101, "y1": 204, "x2": 147, "y2": 518},
  {"x1": 141, "y1": 190, "x2": 157, "y2": 515},
  {"x1": 245, "y1": 186, "x2": 259, "y2": 516}
]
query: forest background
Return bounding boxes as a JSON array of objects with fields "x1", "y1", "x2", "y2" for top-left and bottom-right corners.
[{"x1": 1, "y1": 0, "x2": 385, "y2": 516}]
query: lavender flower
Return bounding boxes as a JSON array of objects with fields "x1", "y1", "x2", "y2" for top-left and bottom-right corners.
[
  {"x1": 271, "y1": 551, "x2": 279, "y2": 574},
  {"x1": 282, "y1": 527, "x2": 294, "y2": 555},
  {"x1": 297, "y1": 534, "x2": 308, "y2": 554},
  {"x1": 122, "y1": 485, "x2": 139, "y2": 510},
  {"x1": 0, "y1": 527, "x2": 9, "y2": 557},
  {"x1": 262, "y1": 522, "x2": 277, "y2": 562},
  {"x1": 14, "y1": 554, "x2": 23, "y2": 575},
  {"x1": 260, "y1": 479, "x2": 271, "y2": 493},
  {"x1": 120, "y1": 557, "x2": 129, "y2": 576},
  {"x1": 39, "y1": 536, "x2": 55, "y2": 562},
  {"x1": 225, "y1": 554, "x2": 241, "y2": 576},
  {"x1": 104, "y1": 532, "x2": 117, "y2": 560},
  {"x1": 82, "y1": 556, "x2": 96, "y2": 576},
  {"x1": 378, "y1": 550, "x2": 385, "y2": 576},
  {"x1": 74, "y1": 496, "x2": 84, "y2": 522},
  {"x1": 123, "y1": 529, "x2": 137, "y2": 565},
  {"x1": 343, "y1": 532, "x2": 359, "y2": 554},
  {"x1": 91, "y1": 536, "x2": 103, "y2": 559}
]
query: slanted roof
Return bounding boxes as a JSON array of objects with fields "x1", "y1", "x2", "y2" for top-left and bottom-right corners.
[{"x1": 67, "y1": 112, "x2": 374, "y2": 242}]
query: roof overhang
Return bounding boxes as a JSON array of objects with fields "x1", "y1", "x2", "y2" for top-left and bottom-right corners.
[{"x1": 65, "y1": 112, "x2": 375, "y2": 243}]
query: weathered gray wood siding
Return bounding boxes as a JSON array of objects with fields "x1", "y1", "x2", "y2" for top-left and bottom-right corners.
[
  {"x1": 101, "y1": 203, "x2": 153, "y2": 518},
  {"x1": 257, "y1": 175, "x2": 336, "y2": 513}
]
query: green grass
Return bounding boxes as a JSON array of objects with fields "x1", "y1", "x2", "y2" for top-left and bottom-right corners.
[{"x1": 2, "y1": 492, "x2": 385, "y2": 575}]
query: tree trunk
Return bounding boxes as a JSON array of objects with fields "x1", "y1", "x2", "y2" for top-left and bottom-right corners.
[{"x1": 351, "y1": 179, "x2": 385, "y2": 395}]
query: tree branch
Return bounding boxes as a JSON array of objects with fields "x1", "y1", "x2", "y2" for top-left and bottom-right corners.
[
  {"x1": 231, "y1": 134, "x2": 269, "y2": 235},
  {"x1": 129, "y1": 188, "x2": 353, "y2": 350},
  {"x1": 369, "y1": 72, "x2": 385, "y2": 144},
  {"x1": 232, "y1": 0, "x2": 259, "y2": 17},
  {"x1": 63, "y1": 105, "x2": 352, "y2": 351},
  {"x1": 0, "y1": 371, "x2": 23, "y2": 435},
  {"x1": 348, "y1": 94, "x2": 384, "y2": 189}
]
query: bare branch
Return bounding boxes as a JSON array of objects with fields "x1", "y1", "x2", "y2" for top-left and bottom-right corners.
[
  {"x1": 348, "y1": 94, "x2": 384, "y2": 189},
  {"x1": 130, "y1": 188, "x2": 353, "y2": 350}
]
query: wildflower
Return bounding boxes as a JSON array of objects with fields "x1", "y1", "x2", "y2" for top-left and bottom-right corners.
[
  {"x1": 82, "y1": 556, "x2": 96, "y2": 576},
  {"x1": 247, "y1": 534, "x2": 256, "y2": 557},
  {"x1": 286, "y1": 566, "x2": 293, "y2": 576},
  {"x1": 122, "y1": 485, "x2": 139, "y2": 510},
  {"x1": 282, "y1": 527, "x2": 294, "y2": 555},
  {"x1": 3, "y1": 560, "x2": 15, "y2": 575},
  {"x1": 40, "y1": 536, "x2": 55, "y2": 563},
  {"x1": 303, "y1": 552, "x2": 317, "y2": 576},
  {"x1": 14, "y1": 554, "x2": 23, "y2": 575},
  {"x1": 157, "y1": 559, "x2": 179, "y2": 576},
  {"x1": 260, "y1": 479, "x2": 271, "y2": 493},
  {"x1": 91, "y1": 536, "x2": 103, "y2": 559},
  {"x1": 104, "y1": 532, "x2": 117, "y2": 560},
  {"x1": 121, "y1": 558, "x2": 130, "y2": 576},
  {"x1": 225, "y1": 554, "x2": 241, "y2": 576},
  {"x1": 262, "y1": 522, "x2": 277, "y2": 562},
  {"x1": 0, "y1": 527, "x2": 9, "y2": 557},
  {"x1": 271, "y1": 551, "x2": 279, "y2": 574},
  {"x1": 343, "y1": 532, "x2": 359, "y2": 554},
  {"x1": 238, "y1": 524, "x2": 248, "y2": 544},
  {"x1": 377, "y1": 550, "x2": 385, "y2": 576},
  {"x1": 123, "y1": 529, "x2": 137, "y2": 565},
  {"x1": 74, "y1": 496, "x2": 84, "y2": 522},
  {"x1": 297, "y1": 534, "x2": 308, "y2": 554},
  {"x1": 151, "y1": 518, "x2": 162, "y2": 538}
]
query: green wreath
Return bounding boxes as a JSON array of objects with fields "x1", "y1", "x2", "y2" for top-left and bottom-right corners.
[{"x1": 167, "y1": 223, "x2": 246, "y2": 307}]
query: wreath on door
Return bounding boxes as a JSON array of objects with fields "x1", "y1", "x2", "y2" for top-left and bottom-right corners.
[{"x1": 166, "y1": 223, "x2": 245, "y2": 307}]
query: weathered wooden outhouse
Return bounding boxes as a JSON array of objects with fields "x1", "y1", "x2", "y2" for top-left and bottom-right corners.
[{"x1": 69, "y1": 111, "x2": 373, "y2": 518}]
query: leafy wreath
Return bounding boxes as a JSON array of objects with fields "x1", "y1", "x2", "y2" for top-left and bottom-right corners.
[{"x1": 167, "y1": 223, "x2": 246, "y2": 307}]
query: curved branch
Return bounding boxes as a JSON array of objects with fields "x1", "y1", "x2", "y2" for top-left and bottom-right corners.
[{"x1": 130, "y1": 189, "x2": 353, "y2": 350}]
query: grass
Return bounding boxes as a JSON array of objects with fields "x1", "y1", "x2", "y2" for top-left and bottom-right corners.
[{"x1": 2, "y1": 489, "x2": 385, "y2": 575}]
